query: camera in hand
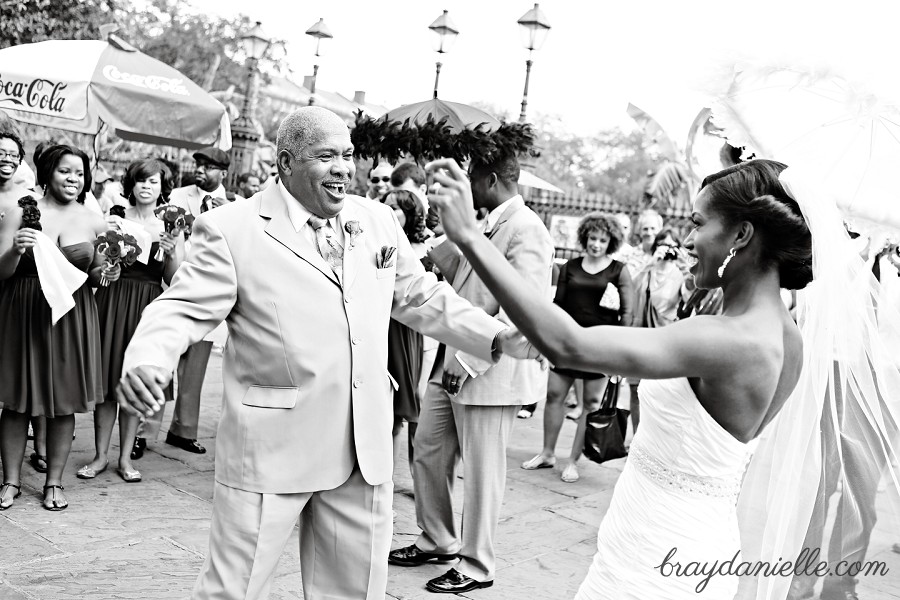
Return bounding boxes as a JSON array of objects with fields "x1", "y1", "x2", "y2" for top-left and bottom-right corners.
[{"x1": 659, "y1": 244, "x2": 679, "y2": 261}]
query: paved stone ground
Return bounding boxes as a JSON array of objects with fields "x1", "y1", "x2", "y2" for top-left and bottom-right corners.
[{"x1": 2, "y1": 354, "x2": 899, "y2": 599}]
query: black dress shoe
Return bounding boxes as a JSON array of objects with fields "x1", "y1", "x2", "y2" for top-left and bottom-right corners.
[
  {"x1": 425, "y1": 569, "x2": 493, "y2": 594},
  {"x1": 388, "y1": 544, "x2": 457, "y2": 567},
  {"x1": 130, "y1": 437, "x2": 146, "y2": 460},
  {"x1": 165, "y1": 432, "x2": 207, "y2": 454}
]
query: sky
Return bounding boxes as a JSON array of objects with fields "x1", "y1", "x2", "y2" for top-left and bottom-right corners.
[{"x1": 185, "y1": 0, "x2": 895, "y2": 143}]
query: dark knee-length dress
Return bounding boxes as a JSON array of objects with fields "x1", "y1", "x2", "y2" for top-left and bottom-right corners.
[
  {"x1": 94, "y1": 242, "x2": 173, "y2": 405},
  {"x1": 0, "y1": 242, "x2": 103, "y2": 417}
]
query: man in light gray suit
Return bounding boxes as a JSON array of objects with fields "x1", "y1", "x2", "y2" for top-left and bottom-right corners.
[
  {"x1": 389, "y1": 150, "x2": 554, "y2": 593},
  {"x1": 116, "y1": 107, "x2": 537, "y2": 600}
]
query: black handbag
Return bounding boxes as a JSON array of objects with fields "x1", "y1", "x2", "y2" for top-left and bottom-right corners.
[{"x1": 583, "y1": 376, "x2": 629, "y2": 464}]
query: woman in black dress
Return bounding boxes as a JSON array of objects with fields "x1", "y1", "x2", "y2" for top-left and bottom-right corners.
[
  {"x1": 77, "y1": 158, "x2": 184, "y2": 483},
  {"x1": 521, "y1": 213, "x2": 633, "y2": 483},
  {"x1": 383, "y1": 189, "x2": 429, "y2": 471},
  {"x1": 0, "y1": 145, "x2": 113, "y2": 510}
]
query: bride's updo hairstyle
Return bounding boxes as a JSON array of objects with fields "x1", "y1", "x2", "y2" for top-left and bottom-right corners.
[{"x1": 700, "y1": 159, "x2": 812, "y2": 290}]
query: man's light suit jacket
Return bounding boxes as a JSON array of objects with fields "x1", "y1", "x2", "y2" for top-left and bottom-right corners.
[
  {"x1": 122, "y1": 185, "x2": 504, "y2": 493},
  {"x1": 440, "y1": 197, "x2": 554, "y2": 406}
]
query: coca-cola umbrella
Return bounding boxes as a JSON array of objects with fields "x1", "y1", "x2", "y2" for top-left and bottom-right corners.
[{"x1": 0, "y1": 36, "x2": 230, "y2": 149}]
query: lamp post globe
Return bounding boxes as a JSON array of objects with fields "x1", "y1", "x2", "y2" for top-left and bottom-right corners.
[
  {"x1": 305, "y1": 18, "x2": 334, "y2": 106},
  {"x1": 517, "y1": 3, "x2": 551, "y2": 122},
  {"x1": 428, "y1": 9, "x2": 459, "y2": 99},
  {"x1": 229, "y1": 20, "x2": 271, "y2": 190}
]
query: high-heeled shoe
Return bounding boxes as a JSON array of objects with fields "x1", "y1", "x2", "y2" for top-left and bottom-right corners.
[{"x1": 130, "y1": 437, "x2": 146, "y2": 460}]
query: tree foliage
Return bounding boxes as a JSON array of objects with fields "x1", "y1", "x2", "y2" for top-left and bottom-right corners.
[
  {"x1": 470, "y1": 103, "x2": 659, "y2": 209},
  {"x1": 0, "y1": 0, "x2": 119, "y2": 49},
  {"x1": 0, "y1": 0, "x2": 286, "y2": 94}
]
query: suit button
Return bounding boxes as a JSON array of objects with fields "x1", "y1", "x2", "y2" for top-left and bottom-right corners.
[
  {"x1": 352, "y1": 337, "x2": 361, "y2": 345},
  {"x1": 353, "y1": 379, "x2": 362, "y2": 388}
]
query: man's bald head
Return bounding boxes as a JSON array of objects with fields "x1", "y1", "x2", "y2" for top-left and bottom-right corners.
[{"x1": 276, "y1": 107, "x2": 349, "y2": 160}]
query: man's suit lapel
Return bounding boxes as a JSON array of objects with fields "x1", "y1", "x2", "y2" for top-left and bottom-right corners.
[
  {"x1": 454, "y1": 198, "x2": 525, "y2": 289},
  {"x1": 259, "y1": 186, "x2": 340, "y2": 287},
  {"x1": 187, "y1": 187, "x2": 201, "y2": 217},
  {"x1": 485, "y1": 197, "x2": 524, "y2": 241}
]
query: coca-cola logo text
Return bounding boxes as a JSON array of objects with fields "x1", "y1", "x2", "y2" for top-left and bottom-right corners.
[
  {"x1": 102, "y1": 65, "x2": 190, "y2": 96},
  {"x1": 0, "y1": 75, "x2": 67, "y2": 112}
]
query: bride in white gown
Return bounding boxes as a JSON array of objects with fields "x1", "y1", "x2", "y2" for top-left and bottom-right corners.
[{"x1": 429, "y1": 157, "x2": 814, "y2": 599}]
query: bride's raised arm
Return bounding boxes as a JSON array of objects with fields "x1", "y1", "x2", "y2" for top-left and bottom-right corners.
[{"x1": 426, "y1": 158, "x2": 750, "y2": 381}]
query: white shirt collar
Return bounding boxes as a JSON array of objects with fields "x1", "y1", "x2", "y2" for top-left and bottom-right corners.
[
  {"x1": 278, "y1": 180, "x2": 341, "y2": 234},
  {"x1": 193, "y1": 183, "x2": 227, "y2": 199},
  {"x1": 484, "y1": 194, "x2": 521, "y2": 233}
]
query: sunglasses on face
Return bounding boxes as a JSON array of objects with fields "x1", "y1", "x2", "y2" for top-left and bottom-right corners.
[{"x1": 370, "y1": 176, "x2": 391, "y2": 184}]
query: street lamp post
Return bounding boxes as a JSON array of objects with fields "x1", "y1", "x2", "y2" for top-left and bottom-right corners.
[
  {"x1": 517, "y1": 3, "x2": 551, "y2": 123},
  {"x1": 305, "y1": 18, "x2": 333, "y2": 106},
  {"x1": 428, "y1": 10, "x2": 459, "y2": 99},
  {"x1": 228, "y1": 21, "x2": 270, "y2": 190}
]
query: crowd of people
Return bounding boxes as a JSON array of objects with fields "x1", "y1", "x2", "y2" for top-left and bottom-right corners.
[{"x1": 1, "y1": 104, "x2": 897, "y2": 600}]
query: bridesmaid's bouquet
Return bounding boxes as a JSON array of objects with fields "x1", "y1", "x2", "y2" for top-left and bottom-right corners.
[
  {"x1": 18, "y1": 196, "x2": 41, "y2": 231},
  {"x1": 153, "y1": 205, "x2": 193, "y2": 261},
  {"x1": 94, "y1": 230, "x2": 142, "y2": 286}
]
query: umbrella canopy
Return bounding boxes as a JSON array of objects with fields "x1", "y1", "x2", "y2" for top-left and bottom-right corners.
[
  {"x1": 518, "y1": 168, "x2": 563, "y2": 193},
  {"x1": 0, "y1": 38, "x2": 230, "y2": 150},
  {"x1": 381, "y1": 98, "x2": 500, "y2": 133},
  {"x1": 706, "y1": 64, "x2": 900, "y2": 228}
]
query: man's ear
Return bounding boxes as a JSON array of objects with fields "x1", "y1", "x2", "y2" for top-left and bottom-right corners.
[
  {"x1": 276, "y1": 150, "x2": 292, "y2": 175},
  {"x1": 732, "y1": 221, "x2": 755, "y2": 251},
  {"x1": 489, "y1": 172, "x2": 499, "y2": 189}
]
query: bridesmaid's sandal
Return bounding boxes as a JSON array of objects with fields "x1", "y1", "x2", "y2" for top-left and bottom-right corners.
[
  {"x1": 561, "y1": 463, "x2": 580, "y2": 483},
  {"x1": 42, "y1": 485, "x2": 68, "y2": 511},
  {"x1": 0, "y1": 483, "x2": 21, "y2": 510}
]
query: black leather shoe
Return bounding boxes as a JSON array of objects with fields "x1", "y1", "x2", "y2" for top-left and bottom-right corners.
[
  {"x1": 388, "y1": 544, "x2": 457, "y2": 567},
  {"x1": 165, "y1": 432, "x2": 206, "y2": 454},
  {"x1": 425, "y1": 569, "x2": 493, "y2": 594},
  {"x1": 130, "y1": 437, "x2": 146, "y2": 460}
]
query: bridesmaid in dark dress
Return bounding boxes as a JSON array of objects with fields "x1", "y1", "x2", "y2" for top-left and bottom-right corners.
[
  {"x1": 521, "y1": 213, "x2": 633, "y2": 483},
  {"x1": 0, "y1": 145, "x2": 115, "y2": 511},
  {"x1": 77, "y1": 158, "x2": 184, "y2": 483},
  {"x1": 383, "y1": 189, "x2": 429, "y2": 470}
]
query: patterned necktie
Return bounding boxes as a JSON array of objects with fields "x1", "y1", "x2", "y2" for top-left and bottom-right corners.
[
  {"x1": 200, "y1": 194, "x2": 212, "y2": 213},
  {"x1": 308, "y1": 215, "x2": 344, "y2": 273}
]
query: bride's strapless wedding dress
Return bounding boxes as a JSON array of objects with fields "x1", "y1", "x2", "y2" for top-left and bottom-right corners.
[{"x1": 576, "y1": 377, "x2": 757, "y2": 600}]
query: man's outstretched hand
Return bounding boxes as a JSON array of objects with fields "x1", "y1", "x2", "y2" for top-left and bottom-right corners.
[
  {"x1": 497, "y1": 326, "x2": 548, "y2": 368},
  {"x1": 117, "y1": 366, "x2": 173, "y2": 419}
]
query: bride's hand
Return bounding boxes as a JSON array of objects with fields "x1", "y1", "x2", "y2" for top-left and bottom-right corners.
[{"x1": 425, "y1": 159, "x2": 480, "y2": 247}]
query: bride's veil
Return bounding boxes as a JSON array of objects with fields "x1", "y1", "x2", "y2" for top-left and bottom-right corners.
[{"x1": 735, "y1": 168, "x2": 900, "y2": 599}]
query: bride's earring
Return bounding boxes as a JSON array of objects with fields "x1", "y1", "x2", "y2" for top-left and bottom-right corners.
[{"x1": 718, "y1": 247, "x2": 736, "y2": 278}]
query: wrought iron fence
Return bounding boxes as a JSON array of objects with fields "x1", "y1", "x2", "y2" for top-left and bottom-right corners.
[{"x1": 522, "y1": 187, "x2": 692, "y2": 259}]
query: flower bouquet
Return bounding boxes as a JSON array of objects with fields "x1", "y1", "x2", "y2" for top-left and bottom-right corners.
[
  {"x1": 94, "y1": 230, "x2": 142, "y2": 286},
  {"x1": 18, "y1": 196, "x2": 41, "y2": 231},
  {"x1": 153, "y1": 205, "x2": 194, "y2": 261}
]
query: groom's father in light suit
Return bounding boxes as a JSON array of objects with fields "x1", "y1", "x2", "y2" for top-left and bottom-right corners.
[{"x1": 117, "y1": 107, "x2": 534, "y2": 600}]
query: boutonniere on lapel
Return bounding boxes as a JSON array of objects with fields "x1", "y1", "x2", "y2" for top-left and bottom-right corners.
[
  {"x1": 376, "y1": 245, "x2": 397, "y2": 268},
  {"x1": 344, "y1": 220, "x2": 363, "y2": 249}
]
